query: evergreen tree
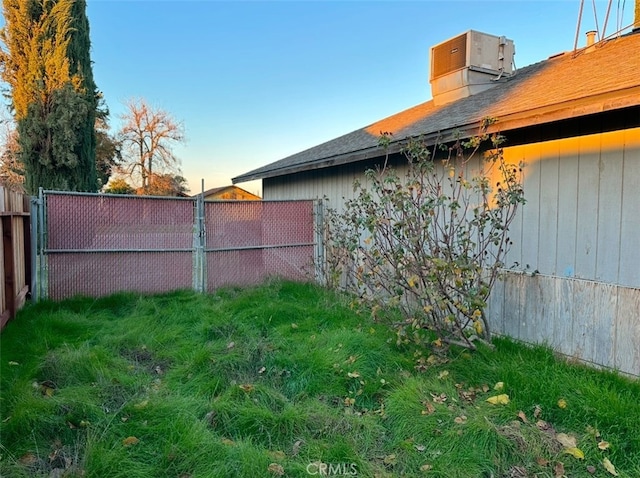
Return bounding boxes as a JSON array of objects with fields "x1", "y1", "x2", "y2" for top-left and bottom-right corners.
[{"x1": 0, "y1": 0, "x2": 99, "y2": 193}]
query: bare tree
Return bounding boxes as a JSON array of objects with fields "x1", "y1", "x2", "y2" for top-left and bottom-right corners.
[{"x1": 118, "y1": 98, "x2": 185, "y2": 192}]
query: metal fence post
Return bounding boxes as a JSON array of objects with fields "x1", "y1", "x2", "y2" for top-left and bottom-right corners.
[
  {"x1": 31, "y1": 188, "x2": 48, "y2": 301},
  {"x1": 314, "y1": 199, "x2": 325, "y2": 285},
  {"x1": 29, "y1": 196, "x2": 39, "y2": 302},
  {"x1": 192, "y1": 194, "x2": 206, "y2": 293}
]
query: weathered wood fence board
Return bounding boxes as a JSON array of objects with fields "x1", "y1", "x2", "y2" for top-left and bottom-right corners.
[
  {"x1": 0, "y1": 186, "x2": 31, "y2": 331},
  {"x1": 488, "y1": 272, "x2": 640, "y2": 377}
]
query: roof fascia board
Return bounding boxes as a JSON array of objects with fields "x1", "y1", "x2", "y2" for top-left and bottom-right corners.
[{"x1": 233, "y1": 87, "x2": 640, "y2": 184}]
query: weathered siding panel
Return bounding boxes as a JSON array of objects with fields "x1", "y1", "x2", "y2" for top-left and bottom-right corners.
[
  {"x1": 555, "y1": 138, "x2": 580, "y2": 279},
  {"x1": 488, "y1": 273, "x2": 639, "y2": 376},
  {"x1": 614, "y1": 286, "x2": 640, "y2": 375},
  {"x1": 595, "y1": 135, "x2": 624, "y2": 283},
  {"x1": 538, "y1": 140, "x2": 560, "y2": 275},
  {"x1": 575, "y1": 134, "x2": 601, "y2": 280},
  {"x1": 618, "y1": 129, "x2": 640, "y2": 288},
  {"x1": 263, "y1": 127, "x2": 640, "y2": 375}
]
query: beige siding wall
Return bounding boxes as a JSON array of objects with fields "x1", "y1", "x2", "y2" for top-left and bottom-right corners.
[{"x1": 263, "y1": 127, "x2": 640, "y2": 375}]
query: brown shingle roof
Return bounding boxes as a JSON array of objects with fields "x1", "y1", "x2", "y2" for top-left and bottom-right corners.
[{"x1": 233, "y1": 32, "x2": 640, "y2": 183}]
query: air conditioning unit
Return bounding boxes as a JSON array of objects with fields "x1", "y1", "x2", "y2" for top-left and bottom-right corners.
[{"x1": 429, "y1": 30, "x2": 515, "y2": 106}]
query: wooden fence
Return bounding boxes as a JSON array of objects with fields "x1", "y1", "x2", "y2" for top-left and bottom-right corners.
[{"x1": 0, "y1": 186, "x2": 30, "y2": 331}]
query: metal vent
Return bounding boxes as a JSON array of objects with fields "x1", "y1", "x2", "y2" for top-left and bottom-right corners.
[{"x1": 432, "y1": 33, "x2": 467, "y2": 79}]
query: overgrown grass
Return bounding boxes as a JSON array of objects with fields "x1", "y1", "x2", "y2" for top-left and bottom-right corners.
[{"x1": 1, "y1": 280, "x2": 638, "y2": 477}]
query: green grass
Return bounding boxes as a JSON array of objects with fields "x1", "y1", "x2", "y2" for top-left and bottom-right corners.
[{"x1": 1, "y1": 280, "x2": 638, "y2": 477}]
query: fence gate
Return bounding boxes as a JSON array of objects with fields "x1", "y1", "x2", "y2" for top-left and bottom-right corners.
[{"x1": 32, "y1": 190, "x2": 322, "y2": 301}]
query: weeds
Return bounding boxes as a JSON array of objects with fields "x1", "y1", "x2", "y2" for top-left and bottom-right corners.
[{"x1": 1, "y1": 281, "x2": 638, "y2": 477}]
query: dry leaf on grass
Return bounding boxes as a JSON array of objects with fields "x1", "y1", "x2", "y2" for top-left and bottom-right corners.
[
  {"x1": 267, "y1": 463, "x2": 285, "y2": 476},
  {"x1": 563, "y1": 447, "x2": 584, "y2": 459},
  {"x1": 486, "y1": 394, "x2": 510, "y2": 405},
  {"x1": 555, "y1": 433, "x2": 577, "y2": 448},
  {"x1": 122, "y1": 436, "x2": 139, "y2": 447},
  {"x1": 553, "y1": 461, "x2": 565, "y2": 478},
  {"x1": 602, "y1": 457, "x2": 618, "y2": 476}
]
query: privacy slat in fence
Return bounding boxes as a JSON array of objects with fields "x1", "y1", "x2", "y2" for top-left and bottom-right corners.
[
  {"x1": 0, "y1": 186, "x2": 30, "y2": 331},
  {"x1": 41, "y1": 192, "x2": 318, "y2": 300}
]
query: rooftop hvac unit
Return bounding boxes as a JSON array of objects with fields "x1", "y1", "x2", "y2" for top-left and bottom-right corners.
[{"x1": 429, "y1": 30, "x2": 515, "y2": 105}]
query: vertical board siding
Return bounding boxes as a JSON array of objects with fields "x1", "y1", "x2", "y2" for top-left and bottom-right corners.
[
  {"x1": 555, "y1": 138, "x2": 580, "y2": 279},
  {"x1": 263, "y1": 127, "x2": 640, "y2": 375},
  {"x1": 619, "y1": 129, "x2": 640, "y2": 287},
  {"x1": 574, "y1": 135, "x2": 601, "y2": 280},
  {"x1": 488, "y1": 273, "x2": 639, "y2": 376},
  {"x1": 537, "y1": 140, "x2": 560, "y2": 275},
  {"x1": 595, "y1": 143, "x2": 623, "y2": 283}
]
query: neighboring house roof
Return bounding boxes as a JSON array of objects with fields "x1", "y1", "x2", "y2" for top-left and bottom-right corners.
[
  {"x1": 233, "y1": 32, "x2": 640, "y2": 184},
  {"x1": 197, "y1": 185, "x2": 261, "y2": 200}
]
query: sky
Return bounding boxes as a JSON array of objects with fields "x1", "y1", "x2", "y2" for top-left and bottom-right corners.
[{"x1": 56, "y1": 1, "x2": 640, "y2": 194}]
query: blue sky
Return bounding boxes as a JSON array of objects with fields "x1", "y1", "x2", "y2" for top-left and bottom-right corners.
[{"x1": 84, "y1": 1, "x2": 634, "y2": 195}]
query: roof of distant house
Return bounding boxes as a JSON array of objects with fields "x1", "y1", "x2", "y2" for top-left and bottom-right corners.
[
  {"x1": 233, "y1": 31, "x2": 640, "y2": 184},
  {"x1": 197, "y1": 185, "x2": 261, "y2": 200}
]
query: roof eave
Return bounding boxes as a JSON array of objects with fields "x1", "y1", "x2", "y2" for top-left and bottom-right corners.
[{"x1": 233, "y1": 86, "x2": 640, "y2": 184}]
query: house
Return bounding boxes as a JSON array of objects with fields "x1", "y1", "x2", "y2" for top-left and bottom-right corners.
[
  {"x1": 233, "y1": 28, "x2": 640, "y2": 376},
  {"x1": 198, "y1": 185, "x2": 261, "y2": 201}
]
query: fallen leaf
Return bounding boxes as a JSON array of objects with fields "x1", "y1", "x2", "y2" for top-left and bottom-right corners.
[
  {"x1": 586, "y1": 465, "x2": 596, "y2": 474},
  {"x1": 556, "y1": 433, "x2": 577, "y2": 448},
  {"x1": 414, "y1": 444, "x2": 426, "y2": 452},
  {"x1": 258, "y1": 366, "x2": 266, "y2": 374},
  {"x1": 553, "y1": 461, "x2": 565, "y2": 478},
  {"x1": 269, "y1": 450, "x2": 286, "y2": 461},
  {"x1": 133, "y1": 399, "x2": 149, "y2": 409},
  {"x1": 347, "y1": 371, "x2": 360, "y2": 378},
  {"x1": 291, "y1": 323, "x2": 298, "y2": 329},
  {"x1": 533, "y1": 405, "x2": 542, "y2": 418},
  {"x1": 292, "y1": 440, "x2": 303, "y2": 456},
  {"x1": 431, "y1": 393, "x2": 447, "y2": 404},
  {"x1": 563, "y1": 447, "x2": 585, "y2": 459},
  {"x1": 8, "y1": 361, "x2": 19, "y2": 366},
  {"x1": 267, "y1": 463, "x2": 285, "y2": 475},
  {"x1": 437, "y1": 370, "x2": 449, "y2": 379},
  {"x1": 454, "y1": 415, "x2": 467, "y2": 424},
  {"x1": 557, "y1": 398, "x2": 567, "y2": 409},
  {"x1": 122, "y1": 436, "x2": 139, "y2": 447},
  {"x1": 517, "y1": 411, "x2": 529, "y2": 423},
  {"x1": 383, "y1": 454, "x2": 397, "y2": 465},
  {"x1": 226, "y1": 341, "x2": 235, "y2": 349},
  {"x1": 421, "y1": 402, "x2": 435, "y2": 415},
  {"x1": 419, "y1": 464, "x2": 433, "y2": 471},
  {"x1": 432, "y1": 338, "x2": 442, "y2": 347},
  {"x1": 486, "y1": 394, "x2": 510, "y2": 405},
  {"x1": 239, "y1": 384, "x2": 254, "y2": 393},
  {"x1": 494, "y1": 381, "x2": 504, "y2": 391},
  {"x1": 598, "y1": 440, "x2": 610, "y2": 450},
  {"x1": 602, "y1": 457, "x2": 618, "y2": 476},
  {"x1": 536, "y1": 457, "x2": 549, "y2": 466},
  {"x1": 19, "y1": 453, "x2": 38, "y2": 465},
  {"x1": 536, "y1": 420, "x2": 551, "y2": 431},
  {"x1": 221, "y1": 438, "x2": 235, "y2": 446}
]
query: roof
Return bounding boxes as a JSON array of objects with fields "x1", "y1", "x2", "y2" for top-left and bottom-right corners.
[
  {"x1": 233, "y1": 32, "x2": 640, "y2": 184},
  {"x1": 197, "y1": 185, "x2": 261, "y2": 200}
]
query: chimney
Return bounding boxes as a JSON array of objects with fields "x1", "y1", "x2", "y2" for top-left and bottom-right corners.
[
  {"x1": 586, "y1": 30, "x2": 597, "y2": 47},
  {"x1": 635, "y1": 0, "x2": 640, "y2": 31}
]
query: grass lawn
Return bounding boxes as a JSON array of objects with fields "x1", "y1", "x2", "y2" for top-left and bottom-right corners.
[{"x1": 0, "y1": 280, "x2": 638, "y2": 477}]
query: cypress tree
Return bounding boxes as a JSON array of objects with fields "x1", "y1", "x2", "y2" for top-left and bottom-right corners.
[{"x1": 0, "y1": 0, "x2": 98, "y2": 193}]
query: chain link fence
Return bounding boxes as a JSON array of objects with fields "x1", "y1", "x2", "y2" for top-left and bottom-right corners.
[{"x1": 33, "y1": 190, "x2": 321, "y2": 301}]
